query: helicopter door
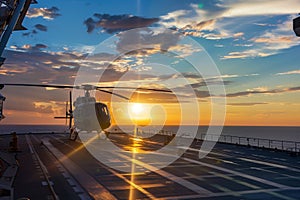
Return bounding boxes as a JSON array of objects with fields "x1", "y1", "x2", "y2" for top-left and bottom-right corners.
[{"x1": 95, "y1": 103, "x2": 111, "y2": 130}]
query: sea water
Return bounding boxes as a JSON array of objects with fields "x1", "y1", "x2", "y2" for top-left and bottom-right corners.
[
  {"x1": 0, "y1": 124, "x2": 299, "y2": 142},
  {"x1": 0, "y1": 124, "x2": 67, "y2": 135}
]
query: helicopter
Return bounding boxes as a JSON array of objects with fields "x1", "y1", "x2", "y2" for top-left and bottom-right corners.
[{"x1": 0, "y1": 83, "x2": 171, "y2": 140}]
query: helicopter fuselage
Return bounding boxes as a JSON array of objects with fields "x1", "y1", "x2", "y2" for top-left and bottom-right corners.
[{"x1": 73, "y1": 96, "x2": 111, "y2": 132}]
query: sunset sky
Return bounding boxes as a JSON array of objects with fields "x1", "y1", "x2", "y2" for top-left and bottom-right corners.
[{"x1": 0, "y1": 0, "x2": 300, "y2": 126}]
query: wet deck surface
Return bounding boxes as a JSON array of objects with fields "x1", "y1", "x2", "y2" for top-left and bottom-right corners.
[{"x1": 0, "y1": 133, "x2": 299, "y2": 200}]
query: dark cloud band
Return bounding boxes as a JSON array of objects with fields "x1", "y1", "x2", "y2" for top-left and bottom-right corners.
[{"x1": 84, "y1": 14, "x2": 159, "y2": 33}]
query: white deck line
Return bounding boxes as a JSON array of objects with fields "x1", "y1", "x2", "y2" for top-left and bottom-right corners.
[
  {"x1": 240, "y1": 158, "x2": 300, "y2": 173},
  {"x1": 42, "y1": 139, "x2": 115, "y2": 200},
  {"x1": 50, "y1": 135, "x2": 158, "y2": 200},
  {"x1": 162, "y1": 187, "x2": 300, "y2": 200},
  {"x1": 116, "y1": 152, "x2": 212, "y2": 195},
  {"x1": 183, "y1": 157, "x2": 291, "y2": 189},
  {"x1": 185, "y1": 147, "x2": 300, "y2": 173}
]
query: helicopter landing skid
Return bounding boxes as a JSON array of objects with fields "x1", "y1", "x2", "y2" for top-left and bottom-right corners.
[{"x1": 69, "y1": 127, "x2": 79, "y2": 141}]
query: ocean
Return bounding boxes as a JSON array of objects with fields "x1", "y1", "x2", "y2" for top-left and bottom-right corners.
[
  {"x1": 0, "y1": 124, "x2": 68, "y2": 135},
  {"x1": 0, "y1": 125, "x2": 299, "y2": 142}
]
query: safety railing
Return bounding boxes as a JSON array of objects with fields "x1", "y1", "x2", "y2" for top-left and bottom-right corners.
[{"x1": 198, "y1": 134, "x2": 300, "y2": 153}]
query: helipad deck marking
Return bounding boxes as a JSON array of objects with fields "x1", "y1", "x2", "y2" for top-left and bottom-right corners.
[
  {"x1": 183, "y1": 157, "x2": 291, "y2": 189},
  {"x1": 240, "y1": 158, "x2": 300, "y2": 173},
  {"x1": 42, "y1": 139, "x2": 114, "y2": 200},
  {"x1": 161, "y1": 187, "x2": 300, "y2": 200},
  {"x1": 107, "y1": 183, "x2": 165, "y2": 190},
  {"x1": 210, "y1": 171, "x2": 260, "y2": 190},
  {"x1": 266, "y1": 191, "x2": 297, "y2": 200},
  {"x1": 185, "y1": 147, "x2": 300, "y2": 173},
  {"x1": 116, "y1": 152, "x2": 212, "y2": 195},
  {"x1": 274, "y1": 158, "x2": 287, "y2": 161},
  {"x1": 252, "y1": 154, "x2": 266, "y2": 158},
  {"x1": 205, "y1": 156, "x2": 238, "y2": 165},
  {"x1": 25, "y1": 135, "x2": 59, "y2": 200},
  {"x1": 50, "y1": 135, "x2": 158, "y2": 200},
  {"x1": 211, "y1": 184, "x2": 241, "y2": 197},
  {"x1": 250, "y1": 167, "x2": 279, "y2": 174},
  {"x1": 94, "y1": 163, "x2": 158, "y2": 200},
  {"x1": 275, "y1": 175, "x2": 300, "y2": 180}
]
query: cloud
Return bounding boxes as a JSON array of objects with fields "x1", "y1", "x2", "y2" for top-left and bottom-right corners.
[
  {"x1": 0, "y1": 47, "x2": 90, "y2": 114},
  {"x1": 116, "y1": 28, "x2": 180, "y2": 52},
  {"x1": 11, "y1": 44, "x2": 48, "y2": 52},
  {"x1": 251, "y1": 17, "x2": 300, "y2": 49},
  {"x1": 222, "y1": 15, "x2": 300, "y2": 59},
  {"x1": 34, "y1": 105, "x2": 54, "y2": 113},
  {"x1": 159, "y1": 6, "x2": 232, "y2": 39},
  {"x1": 1, "y1": 47, "x2": 86, "y2": 84},
  {"x1": 276, "y1": 69, "x2": 300, "y2": 75},
  {"x1": 129, "y1": 91, "x2": 185, "y2": 103},
  {"x1": 226, "y1": 86, "x2": 300, "y2": 97},
  {"x1": 221, "y1": 50, "x2": 272, "y2": 59},
  {"x1": 221, "y1": 0, "x2": 300, "y2": 17},
  {"x1": 227, "y1": 102, "x2": 268, "y2": 106},
  {"x1": 190, "y1": 80, "x2": 233, "y2": 89},
  {"x1": 233, "y1": 32, "x2": 244, "y2": 38},
  {"x1": 158, "y1": 0, "x2": 300, "y2": 58},
  {"x1": 84, "y1": 14, "x2": 159, "y2": 33},
  {"x1": 107, "y1": 28, "x2": 190, "y2": 70},
  {"x1": 26, "y1": 6, "x2": 61, "y2": 20},
  {"x1": 34, "y1": 24, "x2": 48, "y2": 32},
  {"x1": 22, "y1": 29, "x2": 38, "y2": 37}
]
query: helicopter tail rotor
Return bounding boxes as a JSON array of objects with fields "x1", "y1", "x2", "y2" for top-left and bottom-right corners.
[
  {"x1": 54, "y1": 91, "x2": 73, "y2": 130},
  {"x1": 68, "y1": 91, "x2": 73, "y2": 129},
  {"x1": 65, "y1": 101, "x2": 68, "y2": 126}
]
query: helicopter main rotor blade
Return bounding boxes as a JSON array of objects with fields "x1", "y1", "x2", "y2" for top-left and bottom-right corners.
[
  {"x1": 0, "y1": 84, "x2": 172, "y2": 93},
  {"x1": 0, "y1": 83, "x2": 75, "y2": 89},
  {"x1": 97, "y1": 89, "x2": 130, "y2": 100},
  {"x1": 96, "y1": 86, "x2": 172, "y2": 93}
]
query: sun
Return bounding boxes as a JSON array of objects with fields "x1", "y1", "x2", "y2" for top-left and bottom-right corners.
[
  {"x1": 128, "y1": 103, "x2": 152, "y2": 126},
  {"x1": 130, "y1": 103, "x2": 144, "y2": 115}
]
